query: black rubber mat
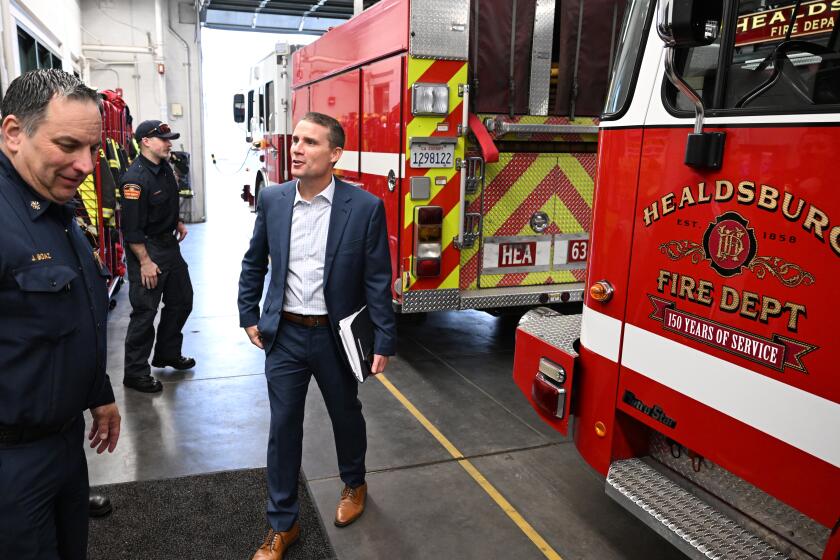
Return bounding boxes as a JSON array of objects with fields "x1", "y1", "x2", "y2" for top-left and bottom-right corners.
[{"x1": 88, "y1": 468, "x2": 335, "y2": 560}]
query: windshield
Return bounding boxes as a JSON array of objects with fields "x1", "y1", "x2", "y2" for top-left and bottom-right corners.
[{"x1": 603, "y1": 0, "x2": 653, "y2": 117}]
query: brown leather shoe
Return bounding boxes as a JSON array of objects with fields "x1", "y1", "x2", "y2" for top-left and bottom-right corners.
[
  {"x1": 334, "y1": 482, "x2": 367, "y2": 527},
  {"x1": 251, "y1": 522, "x2": 299, "y2": 560}
]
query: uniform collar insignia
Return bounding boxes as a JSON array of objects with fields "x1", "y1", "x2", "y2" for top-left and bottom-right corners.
[{"x1": 27, "y1": 196, "x2": 55, "y2": 220}]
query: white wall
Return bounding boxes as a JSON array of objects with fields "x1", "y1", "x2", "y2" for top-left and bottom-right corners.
[
  {"x1": 21, "y1": 0, "x2": 83, "y2": 70},
  {"x1": 80, "y1": 0, "x2": 205, "y2": 221},
  {"x1": 0, "y1": 0, "x2": 82, "y2": 82}
]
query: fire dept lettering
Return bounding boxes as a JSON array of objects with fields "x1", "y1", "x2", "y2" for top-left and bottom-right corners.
[
  {"x1": 498, "y1": 242, "x2": 536, "y2": 268},
  {"x1": 649, "y1": 295, "x2": 816, "y2": 373},
  {"x1": 735, "y1": 1, "x2": 839, "y2": 47},
  {"x1": 656, "y1": 270, "x2": 807, "y2": 332},
  {"x1": 641, "y1": 180, "x2": 839, "y2": 258}
]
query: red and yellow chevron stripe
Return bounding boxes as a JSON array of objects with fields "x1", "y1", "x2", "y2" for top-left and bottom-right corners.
[
  {"x1": 401, "y1": 57, "x2": 468, "y2": 292},
  {"x1": 459, "y1": 150, "x2": 595, "y2": 290},
  {"x1": 399, "y1": 61, "x2": 597, "y2": 298}
]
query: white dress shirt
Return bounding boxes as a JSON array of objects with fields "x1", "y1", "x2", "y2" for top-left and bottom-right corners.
[{"x1": 283, "y1": 177, "x2": 334, "y2": 315}]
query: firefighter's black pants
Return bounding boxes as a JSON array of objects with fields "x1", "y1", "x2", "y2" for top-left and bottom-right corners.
[{"x1": 124, "y1": 245, "x2": 193, "y2": 380}]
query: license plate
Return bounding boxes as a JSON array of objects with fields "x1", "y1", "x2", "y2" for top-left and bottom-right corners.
[{"x1": 410, "y1": 143, "x2": 454, "y2": 168}]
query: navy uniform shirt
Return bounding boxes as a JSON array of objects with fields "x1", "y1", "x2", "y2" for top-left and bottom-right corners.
[
  {"x1": 119, "y1": 154, "x2": 181, "y2": 243},
  {"x1": 0, "y1": 151, "x2": 114, "y2": 428}
]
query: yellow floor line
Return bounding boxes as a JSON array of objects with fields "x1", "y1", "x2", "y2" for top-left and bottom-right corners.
[{"x1": 376, "y1": 373, "x2": 563, "y2": 560}]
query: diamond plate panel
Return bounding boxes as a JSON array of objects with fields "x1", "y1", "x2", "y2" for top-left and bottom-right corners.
[
  {"x1": 461, "y1": 287, "x2": 583, "y2": 310},
  {"x1": 409, "y1": 0, "x2": 470, "y2": 60},
  {"x1": 483, "y1": 153, "x2": 556, "y2": 237},
  {"x1": 518, "y1": 307, "x2": 581, "y2": 355},
  {"x1": 555, "y1": 153, "x2": 595, "y2": 233},
  {"x1": 480, "y1": 152, "x2": 592, "y2": 288},
  {"x1": 402, "y1": 288, "x2": 460, "y2": 313},
  {"x1": 607, "y1": 459, "x2": 788, "y2": 560},
  {"x1": 650, "y1": 435, "x2": 829, "y2": 558},
  {"x1": 480, "y1": 154, "x2": 556, "y2": 287},
  {"x1": 528, "y1": 0, "x2": 556, "y2": 116},
  {"x1": 401, "y1": 287, "x2": 584, "y2": 313}
]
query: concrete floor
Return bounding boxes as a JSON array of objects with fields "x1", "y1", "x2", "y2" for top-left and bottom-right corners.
[{"x1": 87, "y1": 167, "x2": 683, "y2": 559}]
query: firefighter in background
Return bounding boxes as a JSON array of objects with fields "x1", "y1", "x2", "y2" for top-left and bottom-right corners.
[{"x1": 120, "y1": 120, "x2": 195, "y2": 393}]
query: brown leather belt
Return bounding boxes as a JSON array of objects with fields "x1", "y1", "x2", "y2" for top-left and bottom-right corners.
[{"x1": 282, "y1": 311, "x2": 330, "y2": 328}]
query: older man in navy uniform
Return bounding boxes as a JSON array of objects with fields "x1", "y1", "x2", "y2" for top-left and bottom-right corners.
[
  {"x1": 120, "y1": 120, "x2": 195, "y2": 393},
  {"x1": 0, "y1": 69, "x2": 121, "y2": 559}
]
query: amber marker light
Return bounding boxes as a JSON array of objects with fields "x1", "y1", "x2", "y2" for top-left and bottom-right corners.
[
  {"x1": 589, "y1": 280, "x2": 614, "y2": 303},
  {"x1": 594, "y1": 421, "x2": 607, "y2": 438}
]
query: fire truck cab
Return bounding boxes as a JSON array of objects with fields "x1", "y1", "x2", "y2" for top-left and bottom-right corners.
[
  {"x1": 234, "y1": 42, "x2": 297, "y2": 207},
  {"x1": 513, "y1": 0, "x2": 840, "y2": 558}
]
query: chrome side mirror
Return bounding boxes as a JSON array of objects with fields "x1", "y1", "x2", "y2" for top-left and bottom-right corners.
[
  {"x1": 657, "y1": 0, "x2": 721, "y2": 49},
  {"x1": 658, "y1": 0, "x2": 725, "y2": 170},
  {"x1": 233, "y1": 93, "x2": 246, "y2": 124}
]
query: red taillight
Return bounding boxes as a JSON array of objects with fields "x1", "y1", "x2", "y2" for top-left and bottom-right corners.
[
  {"x1": 532, "y1": 373, "x2": 565, "y2": 418},
  {"x1": 415, "y1": 258, "x2": 441, "y2": 277},
  {"x1": 417, "y1": 206, "x2": 443, "y2": 224},
  {"x1": 414, "y1": 205, "x2": 443, "y2": 278}
]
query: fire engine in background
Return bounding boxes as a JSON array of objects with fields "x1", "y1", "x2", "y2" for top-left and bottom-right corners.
[
  {"x1": 234, "y1": 0, "x2": 624, "y2": 314},
  {"x1": 234, "y1": 42, "x2": 298, "y2": 209},
  {"x1": 513, "y1": 0, "x2": 839, "y2": 558},
  {"x1": 76, "y1": 88, "x2": 133, "y2": 301}
]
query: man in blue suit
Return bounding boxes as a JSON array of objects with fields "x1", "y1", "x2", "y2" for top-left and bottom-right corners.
[{"x1": 239, "y1": 112, "x2": 396, "y2": 560}]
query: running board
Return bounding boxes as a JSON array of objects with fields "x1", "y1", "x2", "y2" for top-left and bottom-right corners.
[{"x1": 606, "y1": 459, "x2": 787, "y2": 560}]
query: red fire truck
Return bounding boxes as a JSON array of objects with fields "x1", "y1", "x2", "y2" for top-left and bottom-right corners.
[
  {"x1": 513, "y1": 0, "x2": 839, "y2": 557},
  {"x1": 235, "y1": 0, "x2": 624, "y2": 313},
  {"x1": 234, "y1": 41, "x2": 297, "y2": 209},
  {"x1": 76, "y1": 88, "x2": 132, "y2": 300}
]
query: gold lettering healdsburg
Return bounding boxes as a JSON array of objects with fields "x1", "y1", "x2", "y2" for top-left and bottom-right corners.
[
  {"x1": 679, "y1": 186, "x2": 696, "y2": 208},
  {"x1": 656, "y1": 269, "x2": 807, "y2": 331},
  {"x1": 715, "y1": 180, "x2": 734, "y2": 201},
  {"x1": 737, "y1": 181, "x2": 756, "y2": 203},
  {"x1": 641, "y1": 179, "x2": 840, "y2": 258},
  {"x1": 736, "y1": 1, "x2": 840, "y2": 47}
]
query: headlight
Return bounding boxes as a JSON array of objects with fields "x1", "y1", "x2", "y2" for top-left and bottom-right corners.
[{"x1": 412, "y1": 83, "x2": 450, "y2": 116}]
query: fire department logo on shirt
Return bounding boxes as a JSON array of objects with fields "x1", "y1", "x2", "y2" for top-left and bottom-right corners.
[
  {"x1": 702, "y1": 212, "x2": 757, "y2": 277},
  {"x1": 123, "y1": 184, "x2": 141, "y2": 200}
]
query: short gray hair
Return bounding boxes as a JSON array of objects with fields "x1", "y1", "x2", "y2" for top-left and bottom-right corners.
[{"x1": 1, "y1": 69, "x2": 101, "y2": 135}]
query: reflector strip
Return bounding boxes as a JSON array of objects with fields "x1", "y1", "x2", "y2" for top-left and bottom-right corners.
[
  {"x1": 335, "y1": 150, "x2": 405, "y2": 177},
  {"x1": 622, "y1": 324, "x2": 840, "y2": 468},
  {"x1": 376, "y1": 374, "x2": 565, "y2": 560},
  {"x1": 581, "y1": 306, "x2": 622, "y2": 363}
]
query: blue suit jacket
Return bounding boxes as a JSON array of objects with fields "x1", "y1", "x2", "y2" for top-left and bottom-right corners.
[{"x1": 238, "y1": 177, "x2": 396, "y2": 356}]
